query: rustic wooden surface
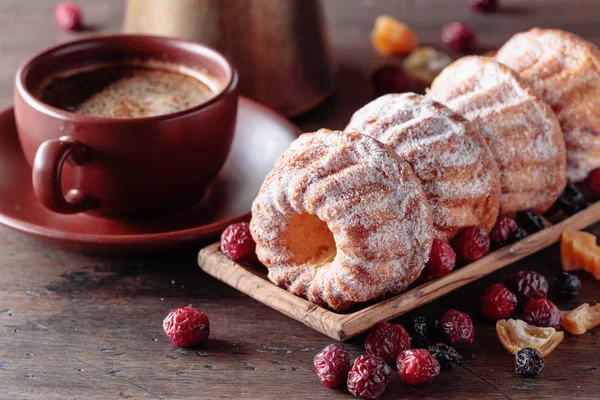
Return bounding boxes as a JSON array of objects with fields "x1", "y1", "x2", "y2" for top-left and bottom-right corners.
[
  {"x1": 198, "y1": 202, "x2": 600, "y2": 341},
  {"x1": 1, "y1": 1, "x2": 600, "y2": 399}
]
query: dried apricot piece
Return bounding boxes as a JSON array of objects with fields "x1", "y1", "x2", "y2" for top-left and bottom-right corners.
[
  {"x1": 561, "y1": 303, "x2": 600, "y2": 335},
  {"x1": 495, "y1": 319, "x2": 564, "y2": 357},
  {"x1": 404, "y1": 47, "x2": 452, "y2": 86},
  {"x1": 371, "y1": 16, "x2": 418, "y2": 56},
  {"x1": 560, "y1": 231, "x2": 600, "y2": 278}
]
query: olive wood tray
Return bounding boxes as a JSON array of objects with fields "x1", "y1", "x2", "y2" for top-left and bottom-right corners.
[{"x1": 197, "y1": 201, "x2": 600, "y2": 341}]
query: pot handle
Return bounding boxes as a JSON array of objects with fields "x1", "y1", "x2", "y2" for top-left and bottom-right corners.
[{"x1": 32, "y1": 136, "x2": 96, "y2": 214}]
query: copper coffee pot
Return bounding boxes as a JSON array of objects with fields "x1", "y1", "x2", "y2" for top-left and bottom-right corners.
[{"x1": 123, "y1": 0, "x2": 336, "y2": 117}]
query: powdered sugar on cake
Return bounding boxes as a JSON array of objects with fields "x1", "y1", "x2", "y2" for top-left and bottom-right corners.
[
  {"x1": 429, "y1": 56, "x2": 567, "y2": 214},
  {"x1": 345, "y1": 93, "x2": 501, "y2": 240},
  {"x1": 250, "y1": 129, "x2": 434, "y2": 311},
  {"x1": 496, "y1": 28, "x2": 600, "y2": 182}
]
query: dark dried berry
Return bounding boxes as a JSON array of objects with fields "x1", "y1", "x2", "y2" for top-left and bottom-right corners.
[
  {"x1": 440, "y1": 310, "x2": 474, "y2": 348},
  {"x1": 442, "y1": 22, "x2": 477, "y2": 53},
  {"x1": 469, "y1": 0, "x2": 498, "y2": 12},
  {"x1": 452, "y1": 227, "x2": 490, "y2": 262},
  {"x1": 524, "y1": 298, "x2": 562, "y2": 329},
  {"x1": 506, "y1": 270, "x2": 549, "y2": 306},
  {"x1": 515, "y1": 347, "x2": 544, "y2": 377},
  {"x1": 397, "y1": 349, "x2": 440, "y2": 385},
  {"x1": 347, "y1": 355, "x2": 392, "y2": 399},
  {"x1": 427, "y1": 343, "x2": 462, "y2": 370},
  {"x1": 406, "y1": 316, "x2": 439, "y2": 348},
  {"x1": 314, "y1": 343, "x2": 351, "y2": 388},
  {"x1": 365, "y1": 322, "x2": 411, "y2": 366},
  {"x1": 480, "y1": 283, "x2": 518, "y2": 321},
  {"x1": 556, "y1": 183, "x2": 587, "y2": 216},
  {"x1": 516, "y1": 211, "x2": 545, "y2": 234},
  {"x1": 425, "y1": 239, "x2": 456, "y2": 279},
  {"x1": 554, "y1": 272, "x2": 581, "y2": 299},
  {"x1": 490, "y1": 215, "x2": 518, "y2": 248},
  {"x1": 371, "y1": 64, "x2": 410, "y2": 97},
  {"x1": 586, "y1": 168, "x2": 600, "y2": 200},
  {"x1": 509, "y1": 227, "x2": 529, "y2": 243}
]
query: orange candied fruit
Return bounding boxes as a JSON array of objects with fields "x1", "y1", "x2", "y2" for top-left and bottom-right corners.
[
  {"x1": 495, "y1": 319, "x2": 564, "y2": 357},
  {"x1": 561, "y1": 303, "x2": 600, "y2": 335},
  {"x1": 561, "y1": 230, "x2": 600, "y2": 279},
  {"x1": 371, "y1": 15, "x2": 418, "y2": 56}
]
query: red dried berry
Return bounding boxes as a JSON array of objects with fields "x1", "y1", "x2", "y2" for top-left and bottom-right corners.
[
  {"x1": 452, "y1": 227, "x2": 490, "y2": 262},
  {"x1": 397, "y1": 349, "x2": 440, "y2": 385},
  {"x1": 162, "y1": 306, "x2": 210, "y2": 347},
  {"x1": 55, "y1": 2, "x2": 82, "y2": 31},
  {"x1": 440, "y1": 310, "x2": 474, "y2": 349},
  {"x1": 442, "y1": 22, "x2": 477, "y2": 53},
  {"x1": 371, "y1": 64, "x2": 410, "y2": 97},
  {"x1": 469, "y1": 0, "x2": 498, "y2": 12},
  {"x1": 506, "y1": 270, "x2": 548, "y2": 306},
  {"x1": 524, "y1": 298, "x2": 562, "y2": 330},
  {"x1": 480, "y1": 283, "x2": 518, "y2": 321},
  {"x1": 365, "y1": 322, "x2": 411, "y2": 366},
  {"x1": 314, "y1": 343, "x2": 350, "y2": 388},
  {"x1": 586, "y1": 168, "x2": 600, "y2": 200},
  {"x1": 347, "y1": 355, "x2": 392, "y2": 400},
  {"x1": 490, "y1": 215, "x2": 518, "y2": 248},
  {"x1": 221, "y1": 222, "x2": 256, "y2": 261},
  {"x1": 425, "y1": 239, "x2": 457, "y2": 279}
]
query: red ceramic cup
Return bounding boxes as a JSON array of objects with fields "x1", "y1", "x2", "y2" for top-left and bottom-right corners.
[{"x1": 14, "y1": 35, "x2": 238, "y2": 217}]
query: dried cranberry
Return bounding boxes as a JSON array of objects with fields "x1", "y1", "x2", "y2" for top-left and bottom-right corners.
[
  {"x1": 397, "y1": 349, "x2": 440, "y2": 385},
  {"x1": 452, "y1": 227, "x2": 490, "y2": 262},
  {"x1": 490, "y1": 215, "x2": 518, "y2": 248},
  {"x1": 313, "y1": 343, "x2": 350, "y2": 388},
  {"x1": 554, "y1": 272, "x2": 581, "y2": 299},
  {"x1": 371, "y1": 64, "x2": 410, "y2": 97},
  {"x1": 55, "y1": 2, "x2": 82, "y2": 31},
  {"x1": 425, "y1": 239, "x2": 456, "y2": 279},
  {"x1": 427, "y1": 343, "x2": 462, "y2": 370},
  {"x1": 524, "y1": 298, "x2": 562, "y2": 329},
  {"x1": 506, "y1": 270, "x2": 549, "y2": 306},
  {"x1": 515, "y1": 347, "x2": 544, "y2": 377},
  {"x1": 556, "y1": 183, "x2": 587, "y2": 216},
  {"x1": 347, "y1": 355, "x2": 392, "y2": 399},
  {"x1": 439, "y1": 310, "x2": 474, "y2": 348},
  {"x1": 516, "y1": 211, "x2": 545, "y2": 234},
  {"x1": 469, "y1": 0, "x2": 498, "y2": 12},
  {"x1": 586, "y1": 168, "x2": 600, "y2": 200},
  {"x1": 221, "y1": 222, "x2": 256, "y2": 261},
  {"x1": 365, "y1": 322, "x2": 411, "y2": 366},
  {"x1": 442, "y1": 22, "x2": 477, "y2": 53},
  {"x1": 480, "y1": 283, "x2": 518, "y2": 321},
  {"x1": 162, "y1": 306, "x2": 210, "y2": 347}
]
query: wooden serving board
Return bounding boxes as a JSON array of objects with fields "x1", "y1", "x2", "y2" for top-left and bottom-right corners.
[{"x1": 198, "y1": 202, "x2": 600, "y2": 341}]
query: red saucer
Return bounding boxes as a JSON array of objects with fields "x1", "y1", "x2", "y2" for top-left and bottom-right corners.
[{"x1": 0, "y1": 97, "x2": 300, "y2": 253}]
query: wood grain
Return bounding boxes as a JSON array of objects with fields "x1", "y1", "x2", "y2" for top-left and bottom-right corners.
[
  {"x1": 199, "y1": 202, "x2": 600, "y2": 341},
  {"x1": 2, "y1": 1, "x2": 600, "y2": 399}
]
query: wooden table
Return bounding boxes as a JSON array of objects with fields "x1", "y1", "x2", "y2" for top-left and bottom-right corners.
[{"x1": 1, "y1": 1, "x2": 599, "y2": 399}]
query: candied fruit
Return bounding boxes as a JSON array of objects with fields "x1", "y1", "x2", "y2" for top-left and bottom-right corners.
[
  {"x1": 561, "y1": 303, "x2": 600, "y2": 335},
  {"x1": 365, "y1": 322, "x2": 411, "y2": 366},
  {"x1": 371, "y1": 64, "x2": 410, "y2": 96},
  {"x1": 442, "y1": 22, "x2": 477, "y2": 53},
  {"x1": 163, "y1": 306, "x2": 210, "y2": 347},
  {"x1": 440, "y1": 309, "x2": 474, "y2": 348},
  {"x1": 495, "y1": 319, "x2": 563, "y2": 357},
  {"x1": 425, "y1": 239, "x2": 456, "y2": 280},
  {"x1": 586, "y1": 168, "x2": 600, "y2": 200},
  {"x1": 452, "y1": 227, "x2": 490, "y2": 262},
  {"x1": 506, "y1": 270, "x2": 548, "y2": 306},
  {"x1": 490, "y1": 215, "x2": 518, "y2": 248},
  {"x1": 347, "y1": 355, "x2": 392, "y2": 399},
  {"x1": 314, "y1": 343, "x2": 350, "y2": 388},
  {"x1": 561, "y1": 231, "x2": 600, "y2": 279},
  {"x1": 397, "y1": 349, "x2": 440, "y2": 385},
  {"x1": 403, "y1": 47, "x2": 453, "y2": 87},
  {"x1": 371, "y1": 15, "x2": 418, "y2": 56},
  {"x1": 524, "y1": 298, "x2": 561, "y2": 330}
]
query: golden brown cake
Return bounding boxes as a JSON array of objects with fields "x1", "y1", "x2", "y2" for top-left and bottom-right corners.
[
  {"x1": 429, "y1": 56, "x2": 567, "y2": 214},
  {"x1": 345, "y1": 93, "x2": 501, "y2": 241},
  {"x1": 250, "y1": 129, "x2": 434, "y2": 311},
  {"x1": 496, "y1": 28, "x2": 600, "y2": 182}
]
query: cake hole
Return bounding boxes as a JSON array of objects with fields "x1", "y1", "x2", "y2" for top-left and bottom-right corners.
[{"x1": 285, "y1": 214, "x2": 336, "y2": 266}]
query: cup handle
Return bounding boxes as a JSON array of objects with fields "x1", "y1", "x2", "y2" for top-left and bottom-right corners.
[{"x1": 32, "y1": 136, "x2": 96, "y2": 214}]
